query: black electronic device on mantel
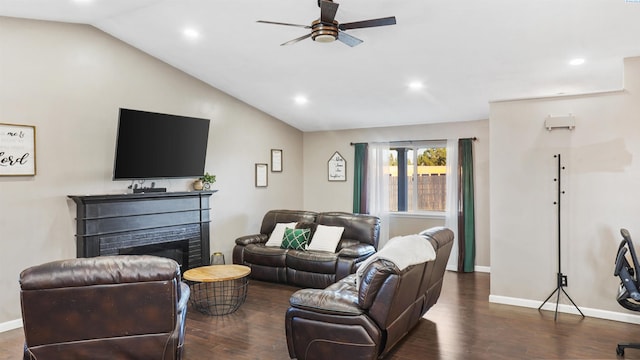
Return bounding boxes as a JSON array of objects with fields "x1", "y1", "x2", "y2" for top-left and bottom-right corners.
[
  {"x1": 113, "y1": 108, "x2": 210, "y2": 180},
  {"x1": 132, "y1": 182, "x2": 166, "y2": 193}
]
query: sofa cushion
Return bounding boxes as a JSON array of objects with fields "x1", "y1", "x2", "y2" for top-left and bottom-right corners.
[
  {"x1": 286, "y1": 250, "x2": 339, "y2": 274},
  {"x1": 295, "y1": 222, "x2": 318, "y2": 237},
  {"x1": 281, "y1": 228, "x2": 311, "y2": 250},
  {"x1": 316, "y1": 212, "x2": 381, "y2": 249},
  {"x1": 260, "y1": 210, "x2": 317, "y2": 235},
  {"x1": 244, "y1": 244, "x2": 288, "y2": 267},
  {"x1": 265, "y1": 222, "x2": 298, "y2": 247},
  {"x1": 308, "y1": 224, "x2": 344, "y2": 252},
  {"x1": 289, "y1": 284, "x2": 362, "y2": 315}
]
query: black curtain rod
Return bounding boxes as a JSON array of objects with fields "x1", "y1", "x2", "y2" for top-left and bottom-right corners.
[{"x1": 350, "y1": 137, "x2": 477, "y2": 146}]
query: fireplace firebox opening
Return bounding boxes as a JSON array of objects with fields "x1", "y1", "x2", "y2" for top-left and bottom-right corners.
[{"x1": 119, "y1": 240, "x2": 190, "y2": 270}]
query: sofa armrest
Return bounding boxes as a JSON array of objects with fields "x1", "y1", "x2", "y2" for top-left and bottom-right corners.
[
  {"x1": 289, "y1": 288, "x2": 363, "y2": 316},
  {"x1": 338, "y1": 244, "x2": 376, "y2": 259},
  {"x1": 235, "y1": 234, "x2": 268, "y2": 246}
]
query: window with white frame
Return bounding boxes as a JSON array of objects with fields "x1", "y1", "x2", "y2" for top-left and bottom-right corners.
[{"x1": 388, "y1": 141, "x2": 447, "y2": 213}]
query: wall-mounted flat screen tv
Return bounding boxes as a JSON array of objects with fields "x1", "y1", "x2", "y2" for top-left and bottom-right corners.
[{"x1": 113, "y1": 108, "x2": 210, "y2": 180}]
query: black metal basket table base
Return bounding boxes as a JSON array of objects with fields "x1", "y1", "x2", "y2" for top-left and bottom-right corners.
[{"x1": 183, "y1": 264, "x2": 251, "y2": 316}]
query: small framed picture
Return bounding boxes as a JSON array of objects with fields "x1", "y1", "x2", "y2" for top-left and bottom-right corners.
[
  {"x1": 271, "y1": 149, "x2": 283, "y2": 172},
  {"x1": 328, "y1": 151, "x2": 346, "y2": 182},
  {"x1": 0, "y1": 123, "x2": 36, "y2": 176},
  {"x1": 255, "y1": 163, "x2": 268, "y2": 187}
]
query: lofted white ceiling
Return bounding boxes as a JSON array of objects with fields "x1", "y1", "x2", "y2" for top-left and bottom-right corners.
[{"x1": 2, "y1": 0, "x2": 640, "y2": 131}]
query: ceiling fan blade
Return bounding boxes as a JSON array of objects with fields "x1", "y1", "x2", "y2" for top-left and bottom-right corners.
[
  {"x1": 320, "y1": 0, "x2": 339, "y2": 23},
  {"x1": 281, "y1": 33, "x2": 312, "y2": 46},
  {"x1": 257, "y1": 20, "x2": 310, "y2": 29},
  {"x1": 337, "y1": 31, "x2": 363, "y2": 47},
  {"x1": 338, "y1": 16, "x2": 396, "y2": 30}
]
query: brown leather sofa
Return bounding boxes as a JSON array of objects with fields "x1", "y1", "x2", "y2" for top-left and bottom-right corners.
[
  {"x1": 19, "y1": 255, "x2": 189, "y2": 360},
  {"x1": 233, "y1": 210, "x2": 381, "y2": 289},
  {"x1": 285, "y1": 227, "x2": 454, "y2": 360}
]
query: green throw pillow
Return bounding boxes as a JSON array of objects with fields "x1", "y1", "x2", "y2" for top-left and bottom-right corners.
[{"x1": 281, "y1": 227, "x2": 311, "y2": 250}]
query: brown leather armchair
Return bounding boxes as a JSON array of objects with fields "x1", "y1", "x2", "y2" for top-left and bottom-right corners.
[
  {"x1": 285, "y1": 227, "x2": 454, "y2": 360},
  {"x1": 19, "y1": 255, "x2": 190, "y2": 360}
]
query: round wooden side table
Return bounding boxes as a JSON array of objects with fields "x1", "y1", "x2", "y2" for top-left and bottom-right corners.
[{"x1": 183, "y1": 264, "x2": 251, "y2": 316}]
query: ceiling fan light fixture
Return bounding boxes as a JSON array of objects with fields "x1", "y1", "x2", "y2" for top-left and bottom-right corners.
[
  {"x1": 314, "y1": 34, "x2": 336, "y2": 43},
  {"x1": 311, "y1": 19, "x2": 338, "y2": 43}
]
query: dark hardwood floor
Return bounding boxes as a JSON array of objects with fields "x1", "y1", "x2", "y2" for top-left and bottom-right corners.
[{"x1": 2, "y1": 271, "x2": 640, "y2": 359}]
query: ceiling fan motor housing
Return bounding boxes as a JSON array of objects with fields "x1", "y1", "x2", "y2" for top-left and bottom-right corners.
[{"x1": 311, "y1": 19, "x2": 338, "y2": 42}]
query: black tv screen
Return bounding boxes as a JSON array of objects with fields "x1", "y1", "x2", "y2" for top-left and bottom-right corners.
[{"x1": 113, "y1": 108, "x2": 210, "y2": 180}]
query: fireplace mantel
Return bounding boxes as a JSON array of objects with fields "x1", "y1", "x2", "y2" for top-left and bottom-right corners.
[{"x1": 68, "y1": 191, "x2": 216, "y2": 271}]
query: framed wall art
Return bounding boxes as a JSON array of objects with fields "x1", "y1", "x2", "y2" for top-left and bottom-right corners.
[
  {"x1": 0, "y1": 123, "x2": 36, "y2": 176},
  {"x1": 271, "y1": 149, "x2": 282, "y2": 172},
  {"x1": 328, "y1": 151, "x2": 346, "y2": 182},
  {"x1": 255, "y1": 163, "x2": 268, "y2": 187}
]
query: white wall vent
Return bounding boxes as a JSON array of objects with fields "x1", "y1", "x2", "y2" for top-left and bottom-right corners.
[{"x1": 545, "y1": 115, "x2": 575, "y2": 131}]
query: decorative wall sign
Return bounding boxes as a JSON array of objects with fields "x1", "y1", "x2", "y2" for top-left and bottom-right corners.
[
  {"x1": 255, "y1": 163, "x2": 268, "y2": 187},
  {"x1": 271, "y1": 149, "x2": 283, "y2": 172},
  {"x1": 0, "y1": 123, "x2": 36, "y2": 176},
  {"x1": 328, "y1": 151, "x2": 346, "y2": 182}
]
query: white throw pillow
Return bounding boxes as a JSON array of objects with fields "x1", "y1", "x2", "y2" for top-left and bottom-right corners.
[
  {"x1": 308, "y1": 224, "x2": 345, "y2": 252},
  {"x1": 265, "y1": 222, "x2": 297, "y2": 247}
]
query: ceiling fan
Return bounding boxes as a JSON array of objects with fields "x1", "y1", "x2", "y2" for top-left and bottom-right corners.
[{"x1": 257, "y1": 0, "x2": 396, "y2": 47}]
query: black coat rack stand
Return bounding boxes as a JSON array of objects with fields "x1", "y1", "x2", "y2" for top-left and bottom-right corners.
[{"x1": 538, "y1": 154, "x2": 584, "y2": 321}]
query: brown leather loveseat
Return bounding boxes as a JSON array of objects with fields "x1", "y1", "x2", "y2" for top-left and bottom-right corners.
[
  {"x1": 19, "y1": 255, "x2": 190, "y2": 360},
  {"x1": 285, "y1": 227, "x2": 454, "y2": 360},
  {"x1": 233, "y1": 210, "x2": 380, "y2": 289}
]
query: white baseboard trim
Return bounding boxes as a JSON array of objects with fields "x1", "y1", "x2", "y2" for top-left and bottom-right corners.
[
  {"x1": 489, "y1": 295, "x2": 640, "y2": 324},
  {"x1": 0, "y1": 319, "x2": 22, "y2": 333},
  {"x1": 445, "y1": 265, "x2": 491, "y2": 273}
]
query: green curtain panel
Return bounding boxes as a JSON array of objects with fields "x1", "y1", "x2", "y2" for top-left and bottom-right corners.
[
  {"x1": 458, "y1": 138, "x2": 476, "y2": 272},
  {"x1": 353, "y1": 143, "x2": 368, "y2": 214}
]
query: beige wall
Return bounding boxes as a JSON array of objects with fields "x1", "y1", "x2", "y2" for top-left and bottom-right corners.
[
  {"x1": 0, "y1": 17, "x2": 304, "y2": 325},
  {"x1": 302, "y1": 120, "x2": 490, "y2": 267},
  {"x1": 490, "y1": 57, "x2": 640, "y2": 319},
  {"x1": 389, "y1": 215, "x2": 445, "y2": 238}
]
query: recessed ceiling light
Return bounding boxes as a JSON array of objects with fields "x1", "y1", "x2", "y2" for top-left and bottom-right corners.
[
  {"x1": 294, "y1": 95, "x2": 308, "y2": 105},
  {"x1": 183, "y1": 28, "x2": 200, "y2": 40},
  {"x1": 408, "y1": 81, "x2": 424, "y2": 90},
  {"x1": 569, "y1": 58, "x2": 585, "y2": 66}
]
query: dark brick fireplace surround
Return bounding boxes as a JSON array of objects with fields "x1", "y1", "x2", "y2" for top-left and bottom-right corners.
[{"x1": 69, "y1": 191, "x2": 215, "y2": 271}]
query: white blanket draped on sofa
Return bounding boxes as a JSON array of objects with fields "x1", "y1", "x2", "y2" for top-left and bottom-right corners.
[{"x1": 356, "y1": 234, "x2": 436, "y2": 287}]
